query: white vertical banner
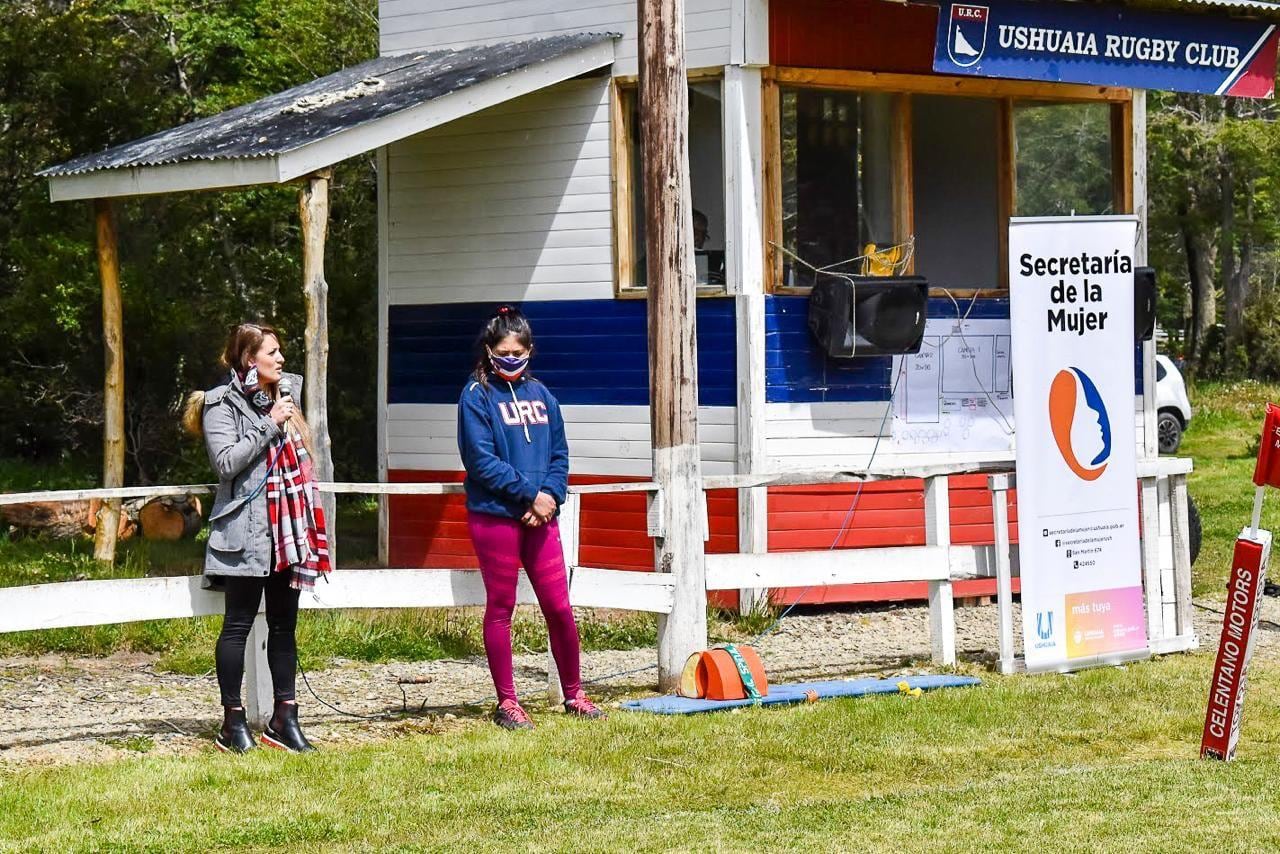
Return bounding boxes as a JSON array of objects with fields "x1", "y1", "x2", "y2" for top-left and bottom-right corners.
[{"x1": 1010, "y1": 216, "x2": 1148, "y2": 672}]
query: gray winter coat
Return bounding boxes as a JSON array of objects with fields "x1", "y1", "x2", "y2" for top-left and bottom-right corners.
[{"x1": 202, "y1": 372, "x2": 303, "y2": 578}]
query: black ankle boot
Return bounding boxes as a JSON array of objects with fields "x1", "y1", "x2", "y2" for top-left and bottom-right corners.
[
  {"x1": 215, "y1": 706, "x2": 256, "y2": 755},
  {"x1": 263, "y1": 701, "x2": 316, "y2": 753}
]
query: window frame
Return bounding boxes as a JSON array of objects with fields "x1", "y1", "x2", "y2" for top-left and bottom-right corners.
[
  {"x1": 611, "y1": 70, "x2": 730, "y2": 299},
  {"x1": 762, "y1": 67, "x2": 1134, "y2": 298}
]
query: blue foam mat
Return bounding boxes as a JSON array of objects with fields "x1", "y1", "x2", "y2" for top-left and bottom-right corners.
[{"x1": 621, "y1": 674, "x2": 981, "y2": 715}]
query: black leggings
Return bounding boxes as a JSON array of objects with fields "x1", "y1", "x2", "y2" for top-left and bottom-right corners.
[{"x1": 215, "y1": 572, "x2": 301, "y2": 708}]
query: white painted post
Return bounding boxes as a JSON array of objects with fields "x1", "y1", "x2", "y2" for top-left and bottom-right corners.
[
  {"x1": 724, "y1": 65, "x2": 769, "y2": 616},
  {"x1": 924, "y1": 476, "x2": 956, "y2": 665},
  {"x1": 1140, "y1": 476, "x2": 1165, "y2": 642},
  {"x1": 243, "y1": 612, "x2": 273, "y2": 729},
  {"x1": 990, "y1": 473, "x2": 1016, "y2": 674},
  {"x1": 1170, "y1": 473, "x2": 1197, "y2": 643}
]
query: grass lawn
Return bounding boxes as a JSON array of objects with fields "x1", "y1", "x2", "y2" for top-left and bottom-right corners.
[
  {"x1": 1182, "y1": 380, "x2": 1280, "y2": 596},
  {"x1": 2, "y1": 382, "x2": 1280, "y2": 849},
  {"x1": 3, "y1": 652, "x2": 1280, "y2": 850}
]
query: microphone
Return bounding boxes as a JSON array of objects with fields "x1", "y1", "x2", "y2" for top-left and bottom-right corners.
[{"x1": 278, "y1": 377, "x2": 294, "y2": 428}]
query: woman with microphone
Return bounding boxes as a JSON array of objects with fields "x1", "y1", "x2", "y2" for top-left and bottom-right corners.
[{"x1": 183, "y1": 323, "x2": 330, "y2": 753}]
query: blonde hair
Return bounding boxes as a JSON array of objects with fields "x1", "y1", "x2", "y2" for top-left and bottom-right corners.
[{"x1": 181, "y1": 323, "x2": 316, "y2": 458}]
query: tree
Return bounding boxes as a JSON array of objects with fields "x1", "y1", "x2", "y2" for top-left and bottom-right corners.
[{"x1": 0, "y1": 0, "x2": 379, "y2": 484}]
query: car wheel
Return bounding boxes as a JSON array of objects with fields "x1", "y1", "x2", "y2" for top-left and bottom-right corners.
[
  {"x1": 1158, "y1": 410, "x2": 1182, "y2": 454},
  {"x1": 1187, "y1": 495, "x2": 1202, "y2": 566}
]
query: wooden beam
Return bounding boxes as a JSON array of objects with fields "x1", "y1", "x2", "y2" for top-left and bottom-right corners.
[
  {"x1": 892, "y1": 93, "x2": 914, "y2": 270},
  {"x1": 761, "y1": 77, "x2": 783, "y2": 291},
  {"x1": 998, "y1": 98, "x2": 1015, "y2": 289},
  {"x1": 376, "y1": 146, "x2": 392, "y2": 567},
  {"x1": 299, "y1": 170, "x2": 337, "y2": 556},
  {"x1": 1112, "y1": 100, "x2": 1135, "y2": 214},
  {"x1": 610, "y1": 79, "x2": 637, "y2": 294},
  {"x1": 766, "y1": 67, "x2": 1133, "y2": 102},
  {"x1": 639, "y1": 0, "x2": 708, "y2": 690},
  {"x1": 93, "y1": 199, "x2": 125, "y2": 564}
]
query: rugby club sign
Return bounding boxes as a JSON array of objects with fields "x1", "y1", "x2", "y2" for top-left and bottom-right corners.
[{"x1": 935, "y1": 0, "x2": 1278, "y2": 98}]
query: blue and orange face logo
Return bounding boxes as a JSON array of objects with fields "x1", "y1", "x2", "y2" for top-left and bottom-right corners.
[{"x1": 1048, "y1": 368, "x2": 1111, "y2": 481}]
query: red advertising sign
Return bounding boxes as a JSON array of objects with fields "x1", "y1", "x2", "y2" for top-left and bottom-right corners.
[
  {"x1": 1252, "y1": 403, "x2": 1280, "y2": 488},
  {"x1": 1201, "y1": 532, "x2": 1271, "y2": 760}
]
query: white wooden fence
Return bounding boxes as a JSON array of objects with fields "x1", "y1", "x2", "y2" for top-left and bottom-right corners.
[{"x1": 0, "y1": 457, "x2": 1196, "y2": 723}]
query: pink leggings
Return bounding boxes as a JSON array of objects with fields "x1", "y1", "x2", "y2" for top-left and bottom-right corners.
[{"x1": 467, "y1": 512, "x2": 582, "y2": 703}]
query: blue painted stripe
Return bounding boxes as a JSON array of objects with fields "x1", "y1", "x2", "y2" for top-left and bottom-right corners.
[
  {"x1": 388, "y1": 299, "x2": 738, "y2": 406},
  {"x1": 765, "y1": 295, "x2": 892, "y2": 403}
]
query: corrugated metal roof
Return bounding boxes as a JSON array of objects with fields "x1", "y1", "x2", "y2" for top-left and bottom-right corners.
[
  {"x1": 38, "y1": 32, "x2": 615, "y2": 178},
  {"x1": 1068, "y1": 0, "x2": 1280, "y2": 19}
]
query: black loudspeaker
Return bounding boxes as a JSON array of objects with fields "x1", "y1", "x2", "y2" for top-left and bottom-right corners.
[
  {"x1": 807, "y1": 276, "x2": 929, "y2": 358},
  {"x1": 1134, "y1": 266, "x2": 1156, "y2": 342}
]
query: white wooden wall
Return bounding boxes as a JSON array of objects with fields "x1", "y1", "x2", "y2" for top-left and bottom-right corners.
[
  {"x1": 388, "y1": 403, "x2": 737, "y2": 476},
  {"x1": 758, "y1": 388, "x2": 1151, "y2": 471},
  {"x1": 379, "y1": 0, "x2": 738, "y2": 76},
  {"x1": 386, "y1": 77, "x2": 615, "y2": 306}
]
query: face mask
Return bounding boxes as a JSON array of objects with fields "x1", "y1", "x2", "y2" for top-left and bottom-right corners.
[{"x1": 489, "y1": 351, "x2": 529, "y2": 381}]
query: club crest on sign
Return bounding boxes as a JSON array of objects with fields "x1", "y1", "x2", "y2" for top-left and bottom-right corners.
[{"x1": 948, "y1": 3, "x2": 990, "y2": 68}]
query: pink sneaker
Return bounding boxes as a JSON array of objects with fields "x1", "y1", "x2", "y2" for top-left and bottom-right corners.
[
  {"x1": 563, "y1": 690, "x2": 607, "y2": 720},
  {"x1": 493, "y1": 698, "x2": 534, "y2": 730}
]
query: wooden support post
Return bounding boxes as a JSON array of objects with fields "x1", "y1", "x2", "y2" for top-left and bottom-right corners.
[
  {"x1": 93, "y1": 198, "x2": 125, "y2": 564},
  {"x1": 924, "y1": 476, "x2": 956, "y2": 666},
  {"x1": 243, "y1": 611, "x2": 274, "y2": 729},
  {"x1": 300, "y1": 170, "x2": 337, "y2": 562},
  {"x1": 640, "y1": 0, "x2": 707, "y2": 690},
  {"x1": 726, "y1": 65, "x2": 769, "y2": 616},
  {"x1": 989, "y1": 473, "x2": 1017, "y2": 674},
  {"x1": 1140, "y1": 476, "x2": 1165, "y2": 641},
  {"x1": 1170, "y1": 473, "x2": 1196, "y2": 643},
  {"x1": 376, "y1": 147, "x2": 392, "y2": 568}
]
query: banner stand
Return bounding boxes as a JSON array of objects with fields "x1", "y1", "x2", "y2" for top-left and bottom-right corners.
[{"x1": 1010, "y1": 216, "x2": 1149, "y2": 673}]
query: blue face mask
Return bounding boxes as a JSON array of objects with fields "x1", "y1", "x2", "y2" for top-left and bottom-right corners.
[{"x1": 489, "y1": 351, "x2": 529, "y2": 381}]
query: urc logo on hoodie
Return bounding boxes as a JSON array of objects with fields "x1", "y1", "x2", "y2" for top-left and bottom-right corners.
[{"x1": 499, "y1": 400, "x2": 549, "y2": 427}]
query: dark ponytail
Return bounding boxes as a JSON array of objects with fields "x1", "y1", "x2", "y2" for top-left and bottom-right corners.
[{"x1": 472, "y1": 304, "x2": 534, "y2": 386}]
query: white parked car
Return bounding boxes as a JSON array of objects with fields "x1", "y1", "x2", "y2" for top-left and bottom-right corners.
[{"x1": 1155, "y1": 353, "x2": 1193, "y2": 454}]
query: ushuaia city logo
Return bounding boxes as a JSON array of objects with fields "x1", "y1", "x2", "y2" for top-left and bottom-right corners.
[
  {"x1": 948, "y1": 4, "x2": 990, "y2": 67},
  {"x1": 1048, "y1": 367, "x2": 1112, "y2": 481}
]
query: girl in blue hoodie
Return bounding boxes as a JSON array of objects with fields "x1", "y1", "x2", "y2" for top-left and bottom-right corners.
[{"x1": 457, "y1": 305, "x2": 606, "y2": 729}]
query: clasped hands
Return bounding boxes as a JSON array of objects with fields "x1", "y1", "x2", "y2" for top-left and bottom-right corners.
[{"x1": 521, "y1": 491, "x2": 558, "y2": 527}]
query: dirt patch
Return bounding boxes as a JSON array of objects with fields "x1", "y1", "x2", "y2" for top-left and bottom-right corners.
[{"x1": 0, "y1": 598, "x2": 1257, "y2": 768}]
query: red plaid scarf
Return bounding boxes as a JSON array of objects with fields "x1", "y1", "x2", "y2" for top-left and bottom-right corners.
[{"x1": 266, "y1": 428, "x2": 331, "y2": 590}]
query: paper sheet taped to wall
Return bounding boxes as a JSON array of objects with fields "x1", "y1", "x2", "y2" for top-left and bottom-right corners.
[{"x1": 891, "y1": 317, "x2": 1015, "y2": 453}]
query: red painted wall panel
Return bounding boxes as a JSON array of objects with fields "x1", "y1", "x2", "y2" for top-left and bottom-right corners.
[
  {"x1": 387, "y1": 469, "x2": 1016, "y2": 606},
  {"x1": 770, "y1": 0, "x2": 940, "y2": 73},
  {"x1": 387, "y1": 470, "x2": 739, "y2": 572}
]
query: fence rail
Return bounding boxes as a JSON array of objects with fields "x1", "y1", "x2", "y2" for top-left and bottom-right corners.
[{"x1": 0, "y1": 457, "x2": 1198, "y2": 722}]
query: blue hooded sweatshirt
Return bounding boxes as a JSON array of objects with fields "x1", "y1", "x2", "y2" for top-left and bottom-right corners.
[{"x1": 457, "y1": 373, "x2": 569, "y2": 520}]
